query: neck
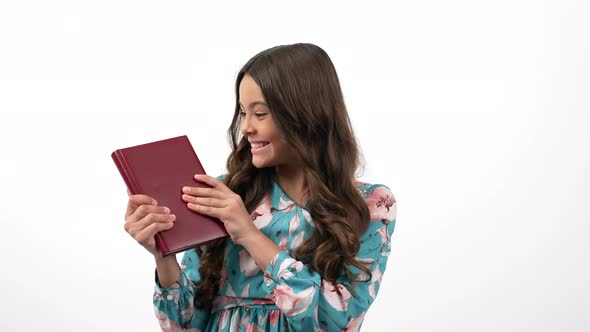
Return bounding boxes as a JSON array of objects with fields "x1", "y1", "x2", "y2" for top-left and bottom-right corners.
[{"x1": 274, "y1": 164, "x2": 308, "y2": 206}]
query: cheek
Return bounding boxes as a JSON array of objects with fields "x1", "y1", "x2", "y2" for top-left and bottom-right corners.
[{"x1": 271, "y1": 139, "x2": 290, "y2": 159}]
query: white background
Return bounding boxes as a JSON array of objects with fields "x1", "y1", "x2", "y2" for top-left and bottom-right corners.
[{"x1": 1, "y1": 1, "x2": 589, "y2": 331}]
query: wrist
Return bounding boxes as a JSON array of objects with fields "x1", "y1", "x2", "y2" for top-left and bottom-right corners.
[
  {"x1": 154, "y1": 252, "x2": 176, "y2": 264},
  {"x1": 238, "y1": 229, "x2": 282, "y2": 271},
  {"x1": 238, "y1": 228, "x2": 264, "y2": 247}
]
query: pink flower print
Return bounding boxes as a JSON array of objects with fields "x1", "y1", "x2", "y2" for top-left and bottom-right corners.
[
  {"x1": 228, "y1": 310, "x2": 241, "y2": 330},
  {"x1": 157, "y1": 288, "x2": 180, "y2": 306},
  {"x1": 241, "y1": 283, "x2": 250, "y2": 298},
  {"x1": 275, "y1": 257, "x2": 303, "y2": 281},
  {"x1": 289, "y1": 231, "x2": 305, "y2": 250},
  {"x1": 225, "y1": 283, "x2": 236, "y2": 297},
  {"x1": 239, "y1": 249, "x2": 261, "y2": 277},
  {"x1": 302, "y1": 209, "x2": 314, "y2": 227},
  {"x1": 344, "y1": 312, "x2": 366, "y2": 332},
  {"x1": 367, "y1": 186, "x2": 396, "y2": 221},
  {"x1": 279, "y1": 236, "x2": 288, "y2": 251},
  {"x1": 155, "y1": 308, "x2": 200, "y2": 332},
  {"x1": 321, "y1": 280, "x2": 352, "y2": 311},
  {"x1": 180, "y1": 303, "x2": 196, "y2": 324},
  {"x1": 273, "y1": 284, "x2": 316, "y2": 317},
  {"x1": 288, "y1": 213, "x2": 300, "y2": 236},
  {"x1": 291, "y1": 260, "x2": 304, "y2": 272},
  {"x1": 279, "y1": 195, "x2": 296, "y2": 212},
  {"x1": 244, "y1": 321, "x2": 265, "y2": 332},
  {"x1": 257, "y1": 312, "x2": 268, "y2": 326},
  {"x1": 356, "y1": 272, "x2": 368, "y2": 282},
  {"x1": 355, "y1": 257, "x2": 375, "y2": 268},
  {"x1": 376, "y1": 225, "x2": 389, "y2": 245},
  {"x1": 218, "y1": 309, "x2": 230, "y2": 330},
  {"x1": 251, "y1": 194, "x2": 273, "y2": 229},
  {"x1": 269, "y1": 310, "x2": 281, "y2": 327},
  {"x1": 368, "y1": 263, "x2": 383, "y2": 300},
  {"x1": 239, "y1": 310, "x2": 251, "y2": 329}
]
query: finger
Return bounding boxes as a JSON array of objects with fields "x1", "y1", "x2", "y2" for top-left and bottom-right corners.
[
  {"x1": 125, "y1": 210, "x2": 176, "y2": 237},
  {"x1": 133, "y1": 211, "x2": 176, "y2": 233},
  {"x1": 125, "y1": 195, "x2": 158, "y2": 218},
  {"x1": 135, "y1": 221, "x2": 174, "y2": 245},
  {"x1": 182, "y1": 194, "x2": 226, "y2": 208},
  {"x1": 187, "y1": 202, "x2": 222, "y2": 219},
  {"x1": 127, "y1": 188, "x2": 131, "y2": 196},
  {"x1": 128, "y1": 204, "x2": 169, "y2": 224},
  {"x1": 129, "y1": 194, "x2": 158, "y2": 206},
  {"x1": 193, "y1": 174, "x2": 232, "y2": 193},
  {"x1": 182, "y1": 186, "x2": 226, "y2": 199}
]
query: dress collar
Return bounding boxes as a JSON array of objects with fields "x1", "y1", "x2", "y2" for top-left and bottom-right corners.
[{"x1": 269, "y1": 180, "x2": 311, "y2": 212}]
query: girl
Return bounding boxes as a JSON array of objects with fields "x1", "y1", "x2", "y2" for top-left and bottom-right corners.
[{"x1": 124, "y1": 43, "x2": 397, "y2": 331}]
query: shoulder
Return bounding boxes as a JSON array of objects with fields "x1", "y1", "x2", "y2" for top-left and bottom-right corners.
[
  {"x1": 354, "y1": 181, "x2": 397, "y2": 222},
  {"x1": 355, "y1": 182, "x2": 397, "y2": 256}
]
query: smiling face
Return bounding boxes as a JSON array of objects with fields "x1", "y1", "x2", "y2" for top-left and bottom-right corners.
[{"x1": 238, "y1": 74, "x2": 295, "y2": 169}]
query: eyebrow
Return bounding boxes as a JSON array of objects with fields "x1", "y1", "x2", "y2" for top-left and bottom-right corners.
[{"x1": 239, "y1": 101, "x2": 269, "y2": 109}]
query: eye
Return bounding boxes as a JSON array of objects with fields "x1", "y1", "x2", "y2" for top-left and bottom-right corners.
[{"x1": 239, "y1": 110, "x2": 267, "y2": 118}]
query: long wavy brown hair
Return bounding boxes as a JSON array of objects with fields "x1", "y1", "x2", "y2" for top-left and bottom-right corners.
[{"x1": 194, "y1": 43, "x2": 372, "y2": 309}]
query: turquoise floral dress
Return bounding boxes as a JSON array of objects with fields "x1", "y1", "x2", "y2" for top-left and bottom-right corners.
[{"x1": 153, "y1": 178, "x2": 397, "y2": 331}]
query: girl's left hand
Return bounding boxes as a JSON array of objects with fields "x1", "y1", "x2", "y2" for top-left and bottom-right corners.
[{"x1": 182, "y1": 174, "x2": 259, "y2": 246}]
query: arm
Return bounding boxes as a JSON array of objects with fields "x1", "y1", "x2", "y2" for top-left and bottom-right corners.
[
  {"x1": 153, "y1": 249, "x2": 210, "y2": 331},
  {"x1": 155, "y1": 254, "x2": 181, "y2": 289},
  {"x1": 153, "y1": 173, "x2": 230, "y2": 331},
  {"x1": 243, "y1": 185, "x2": 397, "y2": 331},
  {"x1": 240, "y1": 231, "x2": 281, "y2": 272}
]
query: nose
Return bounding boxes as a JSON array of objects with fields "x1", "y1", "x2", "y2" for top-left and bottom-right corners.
[{"x1": 240, "y1": 114, "x2": 255, "y2": 136}]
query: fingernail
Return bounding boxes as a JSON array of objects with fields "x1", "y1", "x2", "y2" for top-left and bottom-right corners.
[
  {"x1": 164, "y1": 207, "x2": 170, "y2": 213},
  {"x1": 152, "y1": 200, "x2": 157, "y2": 205},
  {"x1": 182, "y1": 186, "x2": 190, "y2": 192},
  {"x1": 169, "y1": 214, "x2": 176, "y2": 221}
]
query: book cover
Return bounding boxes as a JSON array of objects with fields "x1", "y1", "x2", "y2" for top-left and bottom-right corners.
[{"x1": 111, "y1": 135, "x2": 229, "y2": 256}]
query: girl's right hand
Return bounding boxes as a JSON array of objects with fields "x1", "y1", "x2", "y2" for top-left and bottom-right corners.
[{"x1": 124, "y1": 189, "x2": 176, "y2": 256}]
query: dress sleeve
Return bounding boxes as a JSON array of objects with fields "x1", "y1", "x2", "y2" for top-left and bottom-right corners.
[
  {"x1": 152, "y1": 174, "x2": 226, "y2": 331},
  {"x1": 153, "y1": 248, "x2": 210, "y2": 331},
  {"x1": 261, "y1": 184, "x2": 397, "y2": 331}
]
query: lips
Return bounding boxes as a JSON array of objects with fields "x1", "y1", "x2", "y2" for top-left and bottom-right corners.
[
  {"x1": 250, "y1": 141, "x2": 270, "y2": 154},
  {"x1": 250, "y1": 141, "x2": 270, "y2": 148}
]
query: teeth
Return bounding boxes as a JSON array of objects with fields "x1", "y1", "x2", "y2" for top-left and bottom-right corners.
[{"x1": 252, "y1": 142, "x2": 268, "y2": 148}]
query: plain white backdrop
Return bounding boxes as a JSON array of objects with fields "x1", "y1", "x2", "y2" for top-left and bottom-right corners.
[{"x1": 1, "y1": 0, "x2": 588, "y2": 331}]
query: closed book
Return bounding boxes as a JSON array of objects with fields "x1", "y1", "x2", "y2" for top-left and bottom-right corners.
[{"x1": 111, "y1": 135, "x2": 229, "y2": 256}]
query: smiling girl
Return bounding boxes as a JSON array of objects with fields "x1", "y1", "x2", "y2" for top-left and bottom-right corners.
[{"x1": 124, "y1": 43, "x2": 397, "y2": 331}]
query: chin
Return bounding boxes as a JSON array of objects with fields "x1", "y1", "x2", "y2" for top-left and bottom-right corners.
[
  {"x1": 251, "y1": 159, "x2": 266, "y2": 168},
  {"x1": 252, "y1": 158, "x2": 277, "y2": 169}
]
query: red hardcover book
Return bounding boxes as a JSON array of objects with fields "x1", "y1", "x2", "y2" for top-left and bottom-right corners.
[{"x1": 111, "y1": 135, "x2": 229, "y2": 256}]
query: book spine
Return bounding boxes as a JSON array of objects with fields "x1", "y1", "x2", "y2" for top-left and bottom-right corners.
[
  {"x1": 112, "y1": 150, "x2": 170, "y2": 255},
  {"x1": 111, "y1": 150, "x2": 136, "y2": 193}
]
